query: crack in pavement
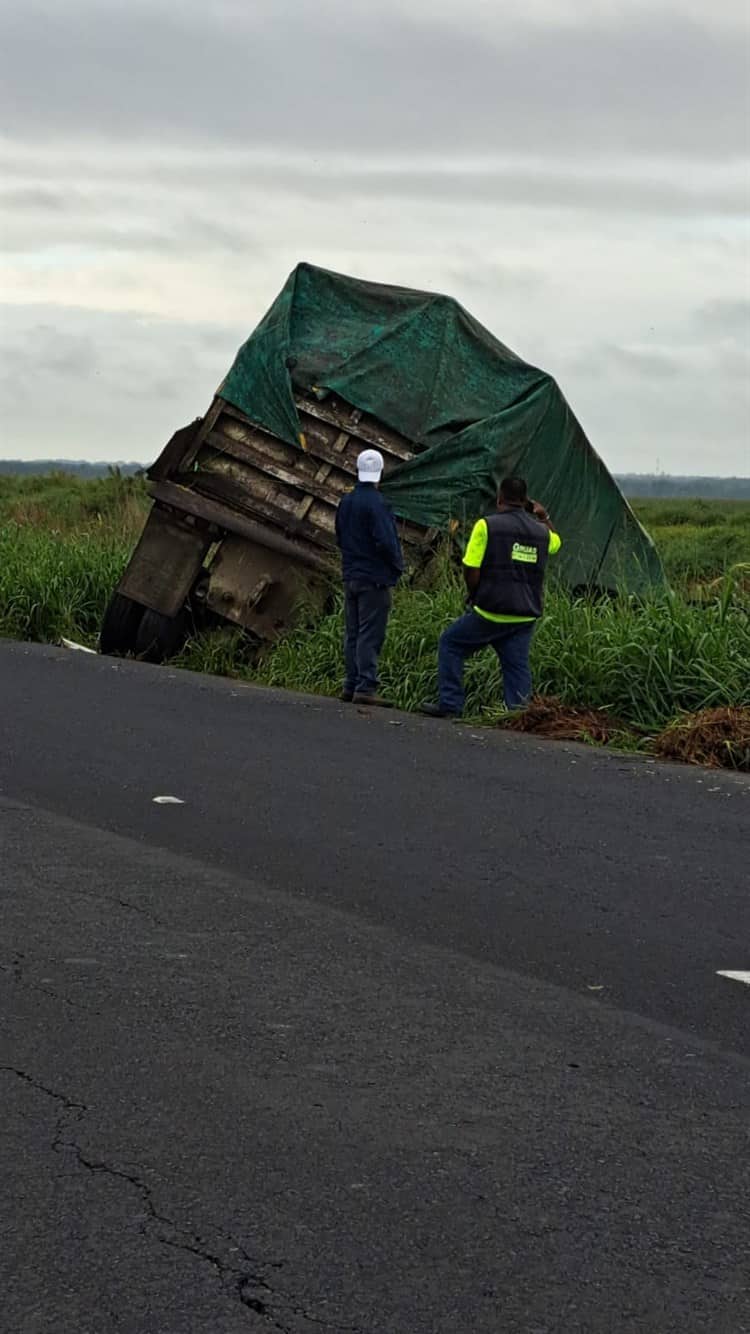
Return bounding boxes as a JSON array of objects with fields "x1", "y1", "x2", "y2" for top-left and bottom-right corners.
[
  {"x1": 1, "y1": 1066, "x2": 365, "y2": 1334},
  {"x1": 114, "y1": 897, "x2": 168, "y2": 928},
  {"x1": 1, "y1": 953, "x2": 96, "y2": 1016}
]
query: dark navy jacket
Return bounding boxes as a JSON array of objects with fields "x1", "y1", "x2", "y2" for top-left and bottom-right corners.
[{"x1": 335, "y1": 483, "x2": 404, "y2": 587}]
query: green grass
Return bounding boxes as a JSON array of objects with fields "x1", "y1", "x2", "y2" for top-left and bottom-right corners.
[
  {"x1": 0, "y1": 523, "x2": 131, "y2": 645},
  {"x1": 634, "y1": 497, "x2": 750, "y2": 528},
  {"x1": 0, "y1": 469, "x2": 148, "y2": 540},
  {"x1": 0, "y1": 472, "x2": 145, "y2": 644},
  {"x1": 237, "y1": 558, "x2": 748, "y2": 731},
  {"x1": 634, "y1": 497, "x2": 750, "y2": 587},
  {"x1": 1, "y1": 476, "x2": 748, "y2": 738}
]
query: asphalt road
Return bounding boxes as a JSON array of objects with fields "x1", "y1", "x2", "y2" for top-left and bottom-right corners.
[{"x1": 1, "y1": 640, "x2": 748, "y2": 1334}]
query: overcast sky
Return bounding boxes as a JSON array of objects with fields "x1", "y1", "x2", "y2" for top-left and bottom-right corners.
[{"x1": 1, "y1": 0, "x2": 748, "y2": 474}]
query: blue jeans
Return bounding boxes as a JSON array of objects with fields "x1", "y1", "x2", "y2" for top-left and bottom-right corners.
[
  {"x1": 438, "y1": 611, "x2": 536, "y2": 713},
  {"x1": 343, "y1": 581, "x2": 392, "y2": 695}
]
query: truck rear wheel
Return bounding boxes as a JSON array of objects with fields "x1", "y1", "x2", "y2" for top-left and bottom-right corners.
[
  {"x1": 99, "y1": 593, "x2": 145, "y2": 656},
  {"x1": 134, "y1": 608, "x2": 189, "y2": 664}
]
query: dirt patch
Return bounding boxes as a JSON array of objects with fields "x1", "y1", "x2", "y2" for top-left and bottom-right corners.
[
  {"x1": 498, "y1": 696, "x2": 627, "y2": 745},
  {"x1": 652, "y1": 707, "x2": 750, "y2": 772}
]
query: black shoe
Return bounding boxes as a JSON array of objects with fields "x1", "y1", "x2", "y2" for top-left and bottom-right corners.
[
  {"x1": 341, "y1": 690, "x2": 354, "y2": 702},
  {"x1": 353, "y1": 693, "x2": 392, "y2": 708},
  {"x1": 419, "y1": 701, "x2": 461, "y2": 719}
]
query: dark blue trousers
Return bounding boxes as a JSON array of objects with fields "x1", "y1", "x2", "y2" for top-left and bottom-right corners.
[
  {"x1": 438, "y1": 611, "x2": 536, "y2": 713},
  {"x1": 343, "y1": 581, "x2": 392, "y2": 695}
]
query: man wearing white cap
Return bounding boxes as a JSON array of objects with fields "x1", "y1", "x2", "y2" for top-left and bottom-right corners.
[{"x1": 334, "y1": 448, "x2": 404, "y2": 705}]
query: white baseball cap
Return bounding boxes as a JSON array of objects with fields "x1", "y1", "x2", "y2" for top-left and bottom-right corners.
[{"x1": 357, "y1": 448, "x2": 384, "y2": 483}]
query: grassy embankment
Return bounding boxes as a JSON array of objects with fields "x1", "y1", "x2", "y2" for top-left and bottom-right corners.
[{"x1": 1, "y1": 472, "x2": 748, "y2": 766}]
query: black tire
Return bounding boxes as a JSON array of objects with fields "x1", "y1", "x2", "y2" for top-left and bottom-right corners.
[
  {"x1": 99, "y1": 593, "x2": 145, "y2": 656},
  {"x1": 134, "y1": 608, "x2": 189, "y2": 664}
]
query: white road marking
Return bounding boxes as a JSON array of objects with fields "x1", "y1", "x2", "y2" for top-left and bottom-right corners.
[
  {"x1": 152, "y1": 795, "x2": 184, "y2": 805},
  {"x1": 61, "y1": 638, "x2": 96, "y2": 654},
  {"x1": 717, "y1": 971, "x2": 750, "y2": 986}
]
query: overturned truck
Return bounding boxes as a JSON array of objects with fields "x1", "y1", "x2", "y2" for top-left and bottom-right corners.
[{"x1": 102, "y1": 263, "x2": 663, "y2": 662}]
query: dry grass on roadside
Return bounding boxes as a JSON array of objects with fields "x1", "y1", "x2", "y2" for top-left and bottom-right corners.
[
  {"x1": 652, "y1": 707, "x2": 750, "y2": 772},
  {"x1": 498, "y1": 697, "x2": 750, "y2": 771},
  {"x1": 496, "y1": 696, "x2": 629, "y2": 746}
]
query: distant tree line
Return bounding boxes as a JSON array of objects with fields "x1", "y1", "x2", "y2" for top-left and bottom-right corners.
[
  {"x1": 1, "y1": 460, "x2": 748, "y2": 499},
  {"x1": 616, "y1": 475, "x2": 750, "y2": 499}
]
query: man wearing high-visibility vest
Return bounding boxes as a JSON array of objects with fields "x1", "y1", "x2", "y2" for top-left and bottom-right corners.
[{"x1": 420, "y1": 476, "x2": 561, "y2": 718}]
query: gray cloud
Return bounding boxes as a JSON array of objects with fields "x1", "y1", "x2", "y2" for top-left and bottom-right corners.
[
  {"x1": 556, "y1": 337, "x2": 750, "y2": 473},
  {"x1": 0, "y1": 305, "x2": 246, "y2": 456},
  {"x1": 1, "y1": 186, "x2": 71, "y2": 212},
  {"x1": 696, "y1": 299, "x2": 750, "y2": 343},
  {"x1": 591, "y1": 343, "x2": 684, "y2": 380},
  {"x1": 1, "y1": 2, "x2": 748, "y2": 159},
  {"x1": 1, "y1": 154, "x2": 745, "y2": 279}
]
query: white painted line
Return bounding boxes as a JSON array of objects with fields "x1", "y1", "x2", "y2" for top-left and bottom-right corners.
[
  {"x1": 717, "y1": 971, "x2": 750, "y2": 986},
  {"x1": 152, "y1": 795, "x2": 185, "y2": 805},
  {"x1": 61, "y1": 638, "x2": 96, "y2": 654}
]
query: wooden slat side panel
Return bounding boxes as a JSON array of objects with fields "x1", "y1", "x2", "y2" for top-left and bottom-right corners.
[
  {"x1": 196, "y1": 452, "x2": 339, "y2": 530},
  {"x1": 174, "y1": 470, "x2": 340, "y2": 553},
  {"x1": 218, "y1": 404, "x2": 395, "y2": 477},
  {"x1": 296, "y1": 395, "x2": 416, "y2": 461},
  {"x1": 220, "y1": 394, "x2": 417, "y2": 463},
  {"x1": 202, "y1": 433, "x2": 352, "y2": 508},
  {"x1": 216, "y1": 411, "x2": 367, "y2": 483},
  {"x1": 195, "y1": 443, "x2": 430, "y2": 550},
  {"x1": 296, "y1": 419, "x2": 362, "y2": 473},
  {"x1": 208, "y1": 420, "x2": 353, "y2": 487},
  {"x1": 216, "y1": 416, "x2": 301, "y2": 470},
  {"x1": 148, "y1": 480, "x2": 336, "y2": 573}
]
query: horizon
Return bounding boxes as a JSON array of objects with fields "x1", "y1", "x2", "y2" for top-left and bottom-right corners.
[{"x1": 1, "y1": 457, "x2": 748, "y2": 486}]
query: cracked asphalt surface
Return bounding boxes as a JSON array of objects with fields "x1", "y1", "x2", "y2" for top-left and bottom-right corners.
[{"x1": 1, "y1": 641, "x2": 749, "y2": 1333}]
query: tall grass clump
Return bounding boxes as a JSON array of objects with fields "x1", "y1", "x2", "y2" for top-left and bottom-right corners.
[
  {"x1": 0, "y1": 472, "x2": 147, "y2": 644},
  {"x1": 0, "y1": 469, "x2": 148, "y2": 541},
  {"x1": 530, "y1": 584, "x2": 749, "y2": 728},
  {"x1": 249, "y1": 557, "x2": 749, "y2": 730},
  {"x1": 0, "y1": 524, "x2": 130, "y2": 644}
]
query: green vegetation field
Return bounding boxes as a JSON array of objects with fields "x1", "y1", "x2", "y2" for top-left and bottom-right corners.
[{"x1": 1, "y1": 471, "x2": 748, "y2": 765}]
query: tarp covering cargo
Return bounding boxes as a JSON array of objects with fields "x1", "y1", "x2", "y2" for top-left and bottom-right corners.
[{"x1": 219, "y1": 263, "x2": 663, "y2": 592}]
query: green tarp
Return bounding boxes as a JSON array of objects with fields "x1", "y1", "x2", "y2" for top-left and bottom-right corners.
[{"x1": 220, "y1": 263, "x2": 663, "y2": 592}]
